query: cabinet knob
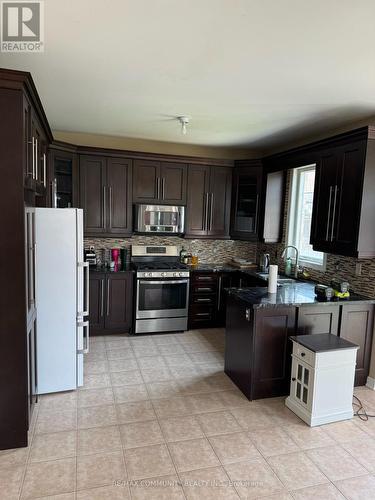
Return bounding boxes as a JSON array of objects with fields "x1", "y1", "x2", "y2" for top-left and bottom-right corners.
[
  {"x1": 301, "y1": 352, "x2": 306, "y2": 357},
  {"x1": 292, "y1": 377, "x2": 296, "y2": 381}
]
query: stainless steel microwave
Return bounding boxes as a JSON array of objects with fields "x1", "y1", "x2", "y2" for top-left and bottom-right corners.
[{"x1": 134, "y1": 204, "x2": 185, "y2": 234}]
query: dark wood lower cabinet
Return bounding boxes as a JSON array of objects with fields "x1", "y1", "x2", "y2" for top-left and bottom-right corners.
[
  {"x1": 297, "y1": 305, "x2": 340, "y2": 335},
  {"x1": 89, "y1": 272, "x2": 133, "y2": 335},
  {"x1": 340, "y1": 304, "x2": 374, "y2": 386}
]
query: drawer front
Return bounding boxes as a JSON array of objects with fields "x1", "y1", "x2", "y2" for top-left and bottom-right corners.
[
  {"x1": 189, "y1": 304, "x2": 215, "y2": 324},
  {"x1": 191, "y1": 295, "x2": 216, "y2": 306},
  {"x1": 293, "y1": 342, "x2": 315, "y2": 367},
  {"x1": 192, "y1": 284, "x2": 217, "y2": 294},
  {"x1": 192, "y1": 273, "x2": 217, "y2": 284}
]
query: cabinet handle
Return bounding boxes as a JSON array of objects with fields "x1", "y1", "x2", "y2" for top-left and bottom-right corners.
[
  {"x1": 29, "y1": 138, "x2": 35, "y2": 179},
  {"x1": 330, "y1": 185, "x2": 338, "y2": 242},
  {"x1": 156, "y1": 177, "x2": 160, "y2": 199},
  {"x1": 106, "y1": 280, "x2": 110, "y2": 316},
  {"x1": 163, "y1": 178, "x2": 165, "y2": 200},
  {"x1": 108, "y1": 187, "x2": 112, "y2": 228},
  {"x1": 196, "y1": 287, "x2": 212, "y2": 292},
  {"x1": 196, "y1": 312, "x2": 210, "y2": 317},
  {"x1": 43, "y1": 152, "x2": 47, "y2": 188},
  {"x1": 100, "y1": 279, "x2": 104, "y2": 317},
  {"x1": 245, "y1": 308, "x2": 251, "y2": 321},
  {"x1": 196, "y1": 298, "x2": 212, "y2": 303},
  {"x1": 35, "y1": 139, "x2": 38, "y2": 181},
  {"x1": 197, "y1": 276, "x2": 212, "y2": 281},
  {"x1": 326, "y1": 186, "x2": 333, "y2": 241},
  {"x1": 204, "y1": 193, "x2": 209, "y2": 231},
  {"x1": 254, "y1": 194, "x2": 259, "y2": 232},
  {"x1": 217, "y1": 275, "x2": 222, "y2": 311},
  {"x1": 209, "y1": 193, "x2": 214, "y2": 231},
  {"x1": 103, "y1": 186, "x2": 106, "y2": 227}
]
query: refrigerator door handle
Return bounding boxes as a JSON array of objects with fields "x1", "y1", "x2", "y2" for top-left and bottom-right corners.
[
  {"x1": 77, "y1": 262, "x2": 89, "y2": 316},
  {"x1": 77, "y1": 320, "x2": 89, "y2": 354}
]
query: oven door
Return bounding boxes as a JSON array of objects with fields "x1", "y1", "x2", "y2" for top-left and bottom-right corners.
[{"x1": 136, "y1": 279, "x2": 189, "y2": 319}]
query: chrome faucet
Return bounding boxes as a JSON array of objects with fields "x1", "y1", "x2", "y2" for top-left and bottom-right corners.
[{"x1": 280, "y1": 245, "x2": 299, "y2": 278}]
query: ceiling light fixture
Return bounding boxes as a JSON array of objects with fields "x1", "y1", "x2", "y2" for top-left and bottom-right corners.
[{"x1": 178, "y1": 116, "x2": 190, "y2": 135}]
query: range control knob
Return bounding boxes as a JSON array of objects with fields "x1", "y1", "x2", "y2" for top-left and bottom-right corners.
[
  {"x1": 173, "y1": 272, "x2": 178, "y2": 277},
  {"x1": 160, "y1": 272, "x2": 165, "y2": 277},
  {"x1": 146, "y1": 272, "x2": 153, "y2": 277},
  {"x1": 179, "y1": 272, "x2": 183, "y2": 277}
]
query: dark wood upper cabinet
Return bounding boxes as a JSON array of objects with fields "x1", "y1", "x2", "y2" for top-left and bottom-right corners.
[
  {"x1": 340, "y1": 304, "x2": 374, "y2": 386},
  {"x1": 230, "y1": 161, "x2": 263, "y2": 241},
  {"x1": 186, "y1": 165, "x2": 232, "y2": 239},
  {"x1": 309, "y1": 130, "x2": 375, "y2": 258},
  {"x1": 80, "y1": 155, "x2": 132, "y2": 237},
  {"x1": 297, "y1": 305, "x2": 340, "y2": 336},
  {"x1": 133, "y1": 159, "x2": 187, "y2": 204},
  {"x1": 48, "y1": 146, "x2": 78, "y2": 209},
  {"x1": 80, "y1": 155, "x2": 107, "y2": 234}
]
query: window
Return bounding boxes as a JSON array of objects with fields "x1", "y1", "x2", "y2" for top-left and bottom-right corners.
[{"x1": 287, "y1": 165, "x2": 326, "y2": 270}]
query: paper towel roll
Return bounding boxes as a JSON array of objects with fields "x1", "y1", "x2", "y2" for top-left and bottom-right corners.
[{"x1": 268, "y1": 264, "x2": 278, "y2": 294}]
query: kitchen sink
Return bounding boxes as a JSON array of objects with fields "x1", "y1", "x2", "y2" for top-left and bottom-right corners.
[{"x1": 256, "y1": 272, "x2": 296, "y2": 284}]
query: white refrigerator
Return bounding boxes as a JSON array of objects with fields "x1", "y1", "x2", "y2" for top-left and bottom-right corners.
[{"x1": 34, "y1": 208, "x2": 89, "y2": 394}]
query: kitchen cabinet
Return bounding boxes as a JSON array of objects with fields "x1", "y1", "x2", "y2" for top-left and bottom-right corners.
[
  {"x1": 230, "y1": 161, "x2": 263, "y2": 241},
  {"x1": 297, "y1": 305, "x2": 340, "y2": 336},
  {"x1": 89, "y1": 272, "x2": 133, "y2": 334},
  {"x1": 189, "y1": 272, "x2": 218, "y2": 328},
  {"x1": 186, "y1": 165, "x2": 232, "y2": 238},
  {"x1": 340, "y1": 303, "x2": 374, "y2": 386},
  {"x1": 310, "y1": 131, "x2": 375, "y2": 258},
  {"x1": 80, "y1": 155, "x2": 132, "y2": 237},
  {"x1": 48, "y1": 145, "x2": 78, "y2": 208},
  {"x1": 133, "y1": 160, "x2": 187, "y2": 204}
]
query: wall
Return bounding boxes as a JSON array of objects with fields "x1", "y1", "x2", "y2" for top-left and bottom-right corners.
[
  {"x1": 84, "y1": 235, "x2": 257, "y2": 267},
  {"x1": 54, "y1": 130, "x2": 261, "y2": 160}
]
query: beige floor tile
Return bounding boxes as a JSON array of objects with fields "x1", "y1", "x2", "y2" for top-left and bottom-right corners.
[
  {"x1": 152, "y1": 334, "x2": 181, "y2": 345},
  {"x1": 110, "y1": 369, "x2": 143, "y2": 387},
  {"x1": 352, "y1": 415, "x2": 375, "y2": 437},
  {"x1": 181, "y1": 341, "x2": 215, "y2": 354},
  {"x1": 105, "y1": 339, "x2": 132, "y2": 350},
  {"x1": 267, "y1": 451, "x2": 329, "y2": 490},
  {"x1": 77, "y1": 483, "x2": 130, "y2": 499},
  {"x1": 21, "y1": 458, "x2": 75, "y2": 499},
  {"x1": 84, "y1": 360, "x2": 109, "y2": 374},
  {"x1": 113, "y1": 383, "x2": 149, "y2": 403},
  {"x1": 160, "y1": 415, "x2": 204, "y2": 442},
  {"x1": 81, "y1": 372, "x2": 111, "y2": 390},
  {"x1": 130, "y1": 338, "x2": 156, "y2": 348},
  {"x1": 35, "y1": 408, "x2": 77, "y2": 434},
  {"x1": 334, "y1": 474, "x2": 375, "y2": 500},
  {"x1": 180, "y1": 466, "x2": 239, "y2": 499},
  {"x1": 140, "y1": 367, "x2": 174, "y2": 383},
  {"x1": 168, "y1": 366, "x2": 201, "y2": 379},
  {"x1": 322, "y1": 420, "x2": 369, "y2": 443},
  {"x1": 225, "y1": 457, "x2": 286, "y2": 499},
  {"x1": 292, "y1": 483, "x2": 345, "y2": 499},
  {"x1": 120, "y1": 420, "x2": 164, "y2": 449},
  {"x1": 39, "y1": 392, "x2": 77, "y2": 412},
  {"x1": 106, "y1": 348, "x2": 135, "y2": 361},
  {"x1": 153, "y1": 397, "x2": 194, "y2": 419},
  {"x1": 216, "y1": 390, "x2": 249, "y2": 408},
  {"x1": 341, "y1": 436, "x2": 375, "y2": 472},
  {"x1": 188, "y1": 351, "x2": 223, "y2": 364},
  {"x1": 205, "y1": 373, "x2": 237, "y2": 392},
  {"x1": 77, "y1": 451, "x2": 126, "y2": 490},
  {"x1": 168, "y1": 438, "x2": 220, "y2": 472},
  {"x1": 130, "y1": 474, "x2": 184, "y2": 499},
  {"x1": 78, "y1": 425, "x2": 122, "y2": 455},
  {"x1": 0, "y1": 465, "x2": 25, "y2": 500},
  {"x1": 157, "y1": 344, "x2": 186, "y2": 356},
  {"x1": 197, "y1": 411, "x2": 242, "y2": 436},
  {"x1": 256, "y1": 494, "x2": 293, "y2": 500},
  {"x1": 125, "y1": 444, "x2": 175, "y2": 480},
  {"x1": 164, "y1": 354, "x2": 195, "y2": 367},
  {"x1": 133, "y1": 346, "x2": 161, "y2": 358},
  {"x1": 77, "y1": 387, "x2": 114, "y2": 408},
  {"x1": 85, "y1": 351, "x2": 107, "y2": 362},
  {"x1": 307, "y1": 445, "x2": 367, "y2": 481},
  {"x1": 188, "y1": 393, "x2": 226, "y2": 414},
  {"x1": 116, "y1": 400, "x2": 156, "y2": 424},
  {"x1": 34, "y1": 493, "x2": 76, "y2": 499},
  {"x1": 176, "y1": 377, "x2": 212, "y2": 395},
  {"x1": 137, "y1": 356, "x2": 168, "y2": 370},
  {"x1": 29, "y1": 430, "x2": 76, "y2": 462},
  {"x1": 284, "y1": 423, "x2": 336, "y2": 450},
  {"x1": 208, "y1": 432, "x2": 261, "y2": 464},
  {"x1": 89, "y1": 342, "x2": 107, "y2": 352},
  {"x1": 230, "y1": 405, "x2": 275, "y2": 431},
  {"x1": 146, "y1": 381, "x2": 181, "y2": 399},
  {"x1": 0, "y1": 446, "x2": 29, "y2": 469},
  {"x1": 108, "y1": 358, "x2": 139, "y2": 372},
  {"x1": 263, "y1": 400, "x2": 303, "y2": 427},
  {"x1": 78, "y1": 404, "x2": 117, "y2": 429},
  {"x1": 250, "y1": 427, "x2": 300, "y2": 457}
]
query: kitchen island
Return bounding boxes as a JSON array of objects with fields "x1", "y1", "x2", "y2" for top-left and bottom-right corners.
[{"x1": 224, "y1": 281, "x2": 375, "y2": 400}]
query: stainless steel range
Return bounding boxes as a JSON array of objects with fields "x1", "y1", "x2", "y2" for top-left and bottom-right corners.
[{"x1": 131, "y1": 245, "x2": 190, "y2": 334}]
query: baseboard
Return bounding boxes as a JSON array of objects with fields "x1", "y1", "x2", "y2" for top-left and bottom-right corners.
[{"x1": 366, "y1": 376, "x2": 375, "y2": 390}]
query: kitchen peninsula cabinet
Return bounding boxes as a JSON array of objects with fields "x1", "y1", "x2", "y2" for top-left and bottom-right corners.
[
  {"x1": 133, "y1": 160, "x2": 187, "y2": 204},
  {"x1": 185, "y1": 165, "x2": 232, "y2": 238},
  {"x1": 80, "y1": 155, "x2": 132, "y2": 237},
  {"x1": 297, "y1": 305, "x2": 340, "y2": 336},
  {"x1": 89, "y1": 272, "x2": 133, "y2": 334}
]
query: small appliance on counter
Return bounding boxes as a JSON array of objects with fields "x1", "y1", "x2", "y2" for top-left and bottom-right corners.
[
  {"x1": 331, "y1": 280, "x2": 350, "y2": 299},
  {"x1": 134, "y1": 204, "x2": 185, "y2": 234},
  {"x1": 259, "y1": 253, "x2": 270, "y2": 273},
  {"x1": 84, "y1": 246, "x2": 97, "y2": 267},
  {"x1": 314, "y1": 284, "x2": 334, "y2": 302},
  {"x1": 228, "y1": 257, "x2": 257, "y2": 269},
  {"x1": 111, "y1": 248, "x2": 120, "y2": 272}
]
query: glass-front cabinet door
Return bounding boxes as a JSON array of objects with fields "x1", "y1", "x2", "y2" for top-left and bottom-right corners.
[
  {"x1": 292, "y1": 359, "x2": 313, "y2": 410},
  {"x1": 48, "y1": 148, "x2": 77, "y2": 208},
  {"x1": 230, "y1": 162, "x2": 262, "y2": 240}
]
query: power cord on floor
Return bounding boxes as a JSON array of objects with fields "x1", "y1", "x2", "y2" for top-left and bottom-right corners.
[{"x1": 353, "y1": 394, "x2": 375, "y2": 421}]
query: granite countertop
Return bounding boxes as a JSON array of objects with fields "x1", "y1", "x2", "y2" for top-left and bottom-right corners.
[
  {"x1": 88, "y1": 266, "x2": 134, "y2": 273},
  {"x1": 189, "y1": 263, "x2": 239, "y2": 272},
  {"x1": 227, "y1": 281, "x2": 375, "y2": 309},
  {"x1": 290, "y1": 333, "x2": 359, "y2": 352}
]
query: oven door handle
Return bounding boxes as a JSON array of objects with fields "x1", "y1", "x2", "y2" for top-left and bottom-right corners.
[{"x1": 138, "y1": 279, "x2": 189, "y2": 285}]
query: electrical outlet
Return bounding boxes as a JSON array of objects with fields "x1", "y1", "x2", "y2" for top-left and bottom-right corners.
[{"x1": 355, "y1": 263, "x2": 362, "y2": 276}]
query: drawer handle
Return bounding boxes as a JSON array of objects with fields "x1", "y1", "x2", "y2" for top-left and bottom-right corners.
[
  {"x1": 301, "y1": 352, "x2": 306, "y2": 357},
  {"x1": 196, "y1": 298, "x2": 211, "y2": 302},
  {"x1": 196, "y1": 313, "x2": 210, "y2": 317},
  {"x1": 196, "y1": 287, "x2": 212, "y2": 292}
]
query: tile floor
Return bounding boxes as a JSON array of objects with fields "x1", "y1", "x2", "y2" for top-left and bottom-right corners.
[{"x1": 2, "y1": 328, "x2": 375, "y2": 499}]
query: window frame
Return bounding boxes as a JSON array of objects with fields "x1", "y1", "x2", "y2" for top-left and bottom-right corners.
[{"x1": 286, "y1": 165, "x2": 326, "y2": 271}]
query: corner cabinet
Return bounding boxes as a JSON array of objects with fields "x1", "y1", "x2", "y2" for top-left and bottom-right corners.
[
  {"x1": 230, "y1": 160, "x2": 263, "y2": 241},
  {"x1": 133, "y1": 160, "x2": 187, "y2": 205},
  {"x1": 185, "y1": 165, "x2": 232, "y2": 239},
  {"x1": 89, "y1": 272, "x2": 133, "y2": 335},
  {"x1": 310, "y1": 129, "x2": 375, "y2": 258},
  {"x1": 80, "y1": 155, "x2": 132, "y2": 237}
]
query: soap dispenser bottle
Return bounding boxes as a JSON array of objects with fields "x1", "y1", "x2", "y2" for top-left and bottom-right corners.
[{"x1": 285, "y1": 257, "x2": 292, "y2": 276}]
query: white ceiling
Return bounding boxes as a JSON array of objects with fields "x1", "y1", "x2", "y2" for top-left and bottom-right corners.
[{"x1": 2, "y1": 0, "x2": 375, "y2": 151}]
